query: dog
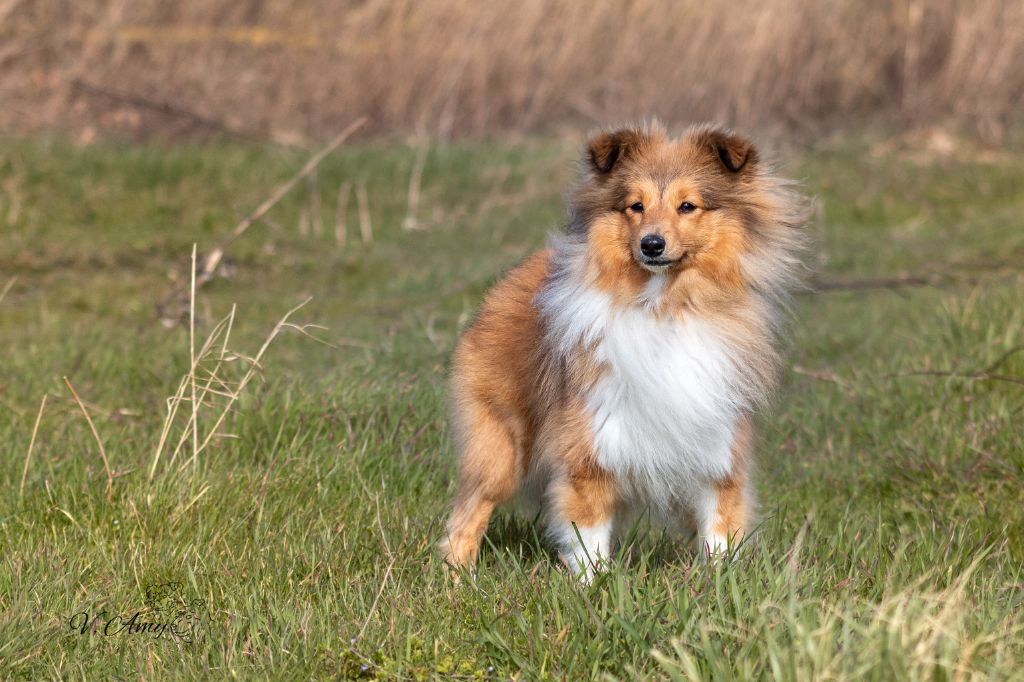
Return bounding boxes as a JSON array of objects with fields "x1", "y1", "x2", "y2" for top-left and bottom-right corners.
[{"x1": 440, "y1": 122, "x2": 806, "y2": 579}]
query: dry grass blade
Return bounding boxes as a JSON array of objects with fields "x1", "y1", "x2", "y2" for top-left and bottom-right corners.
[
  {"x1": 402, "y1": 139, "x2": 428, "y2": 231},
  {"x1": 357, "y1": 557, "x2": 396, "y2": 641},
  {"x1": 308, "y1": 167, "x2": 323, "y2": 236},
  {"x1": 19, "y1": 393, "x2": 48, "y2": 499},
  {"x1": 63, "y1": 377, "x2": 114, "y2": 500},
  {"x1": 150, "y1": 305, "x2": 236, "y2": 479},
  {"x1": 188, "y1": 245, "x2": 200, "y2": 468},
  {"x1": 356, "y1": 180, "x2": 373, "y2": 243},
  {"x1": 149, "y1": 296, "x2": 317, "y2": 477},
  {"x1": 0, "y1": 275, "x2": 15, "y2": 304},
  {"x1": 335, "y1": 180, "x2": 351, "y2": 248},
  {"x1": 149, "y1": 293, "x2": 317, "y2": 479},
  {"x1": 191, "y1": 298, "x2": 314, "y2": 459}
]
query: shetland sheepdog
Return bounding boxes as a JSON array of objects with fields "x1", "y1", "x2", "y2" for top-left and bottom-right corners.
[{"x1": 440, "y1": 122, "x2": 806, "y2": 579}]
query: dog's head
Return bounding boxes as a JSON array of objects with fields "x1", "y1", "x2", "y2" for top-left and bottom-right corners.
[{"x1": 568, "y1": 122, "x2": 799, "y2": 299}]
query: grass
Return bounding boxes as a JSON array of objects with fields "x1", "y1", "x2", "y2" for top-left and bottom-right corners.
[{"x1": 1, "y1": 131, "x2": 1023, "y2": 680}]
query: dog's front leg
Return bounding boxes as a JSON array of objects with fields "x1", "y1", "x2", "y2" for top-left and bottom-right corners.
[
  {"x1": 695, "y1": 417, "x2": 754, "y2": 559},
  {"x1": 548, "y1": 469, "x2": 617, "y2": 582}
]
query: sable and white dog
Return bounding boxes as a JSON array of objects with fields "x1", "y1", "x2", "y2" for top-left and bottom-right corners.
[{"x1": 440, "y1": 123, "x2": 806, "y2": 578}]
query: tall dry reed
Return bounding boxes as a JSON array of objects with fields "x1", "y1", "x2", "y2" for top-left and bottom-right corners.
[{"x1": 2, "y1": 0, "x2": 1022, "y2": 140}]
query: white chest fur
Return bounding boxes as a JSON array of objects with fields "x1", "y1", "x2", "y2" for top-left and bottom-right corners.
[{"x1": 538, "y1": 273, "x2": 745, "y2": 513}]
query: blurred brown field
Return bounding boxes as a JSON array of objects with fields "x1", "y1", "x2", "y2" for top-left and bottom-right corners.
[{"x1": 2, "y1": 0, "x2": 1022, "y2": 143}]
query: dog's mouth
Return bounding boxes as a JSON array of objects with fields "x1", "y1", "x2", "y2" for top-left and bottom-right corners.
[{"x1": 638, "y1": 253, "x2": 688, "y2": 272}]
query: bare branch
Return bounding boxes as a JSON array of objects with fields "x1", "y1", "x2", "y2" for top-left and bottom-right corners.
[{"x1": 157, "y1": 117, "x2": 366, "y2": 325}]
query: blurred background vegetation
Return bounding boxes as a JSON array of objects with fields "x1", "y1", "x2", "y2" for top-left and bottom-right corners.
[{"x1": 2, "y1": 0, "x2": 1023, "y2": 144}]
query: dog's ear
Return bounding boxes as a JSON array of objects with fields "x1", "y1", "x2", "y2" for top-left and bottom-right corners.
[
  {"x1": 587, "y1": 128, "x2": 647, "y2": 175},
  {"x1": 697, "y1": 128, "x2": 758, "y2": 174}
]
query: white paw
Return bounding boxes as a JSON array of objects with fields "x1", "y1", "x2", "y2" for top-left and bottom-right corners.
[
  {"x1": 561, "y1": 551, "x2": 607, "y2": 583},
  {"x1": 701, "y1": 533, "x2": 741, "y2": 562},
  {"x1": 553, "y1": 521, "x2": 612, "y2": 583}
]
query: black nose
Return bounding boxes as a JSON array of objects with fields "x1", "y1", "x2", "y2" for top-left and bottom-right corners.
[{"x1": 640, "y1": 234, "x2": 666, "y2": 258}]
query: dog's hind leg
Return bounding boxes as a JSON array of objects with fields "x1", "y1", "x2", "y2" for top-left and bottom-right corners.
[{"x1": 439, "y1": 400, "x2": 522, "y2": 569}]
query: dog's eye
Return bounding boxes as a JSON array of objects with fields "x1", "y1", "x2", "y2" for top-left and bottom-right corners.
[
  {"x1": 678, "y1": 201, "x2": 697, "y2": 214},
  {"x1": 629, "y1": 202, "x2": 644, "y2": 213}
]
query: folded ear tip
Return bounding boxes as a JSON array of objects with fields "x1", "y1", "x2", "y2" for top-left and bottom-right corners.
[
  {"x1": 587, "y1": 131, "x2": 620, "y2": 174},
  {"x1": 718, "y1": 140, "x2": 753, "y2": 172},
  {"x1": 588, "y1": 128, "x2": 639, "y2": 174},
  {"x1": 700, "y1": 126, "x2": 757, "y2": 173}
]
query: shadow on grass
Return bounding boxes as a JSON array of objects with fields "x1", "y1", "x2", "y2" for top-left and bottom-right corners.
[
  {"x1": 477, "y1": 509, "x2": 700, "y2": 575},
  {"x1": 479, "y1": 511, "x2": 553, "y2": 568}
]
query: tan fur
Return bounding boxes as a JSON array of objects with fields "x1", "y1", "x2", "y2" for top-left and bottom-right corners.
[
  {"x1": 711, "y1": 416, "x2": 754, "y2": 543},
  {"x1": 441, "y1": 122, "x2": 806, "y2": 570}
]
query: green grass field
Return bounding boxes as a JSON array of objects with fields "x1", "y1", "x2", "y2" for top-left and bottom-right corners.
[{"x1": 1, "y1": 132, "x2": 1022, "y2": 680}]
